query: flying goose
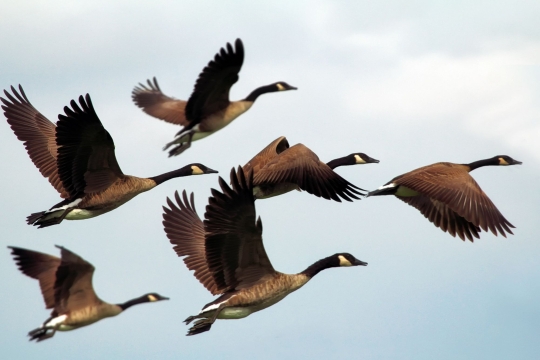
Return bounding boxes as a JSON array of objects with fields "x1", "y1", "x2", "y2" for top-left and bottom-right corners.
[
  {"x1": 367, "y1": 155, "x2": 522, "y2": 241},
  {"x1": 243, "y1": 136, "x2": 379, "y2": 201},
  {"x1": 132, "y1": 39, "x2": 297, "y2": 157},
  {"x1": 8, "y1": 245, "x2": 168, "y2": 342},
  {"x1": 162, "y1": 167, "x2": 367, "y2": 335},
  {"x1": 1, "y1": 85, "x2": 218, "y2": 228}
]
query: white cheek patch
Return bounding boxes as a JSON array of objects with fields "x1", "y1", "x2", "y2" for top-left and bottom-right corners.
[
  {"x1": 45, "y1": 314, "x2": 68, "y2": 328},
  {"x1": 191, "y1": 166, "x2": 204, "y2": 175},
  {"x1": 276, "y1": 83, "x2": 285, "y2": 91},
  {"x1": 148, "y1": 295, "x2": 157, "y2": 302},
  {"x1": 338, "y1": 255, "x2": 352, "y2": 267},
  {"x1": 354, "y1": 155, "x2": 367, "y2": 164},
  {"x1": 498, "y1": 158, "x2": 509, "y2": 165}
]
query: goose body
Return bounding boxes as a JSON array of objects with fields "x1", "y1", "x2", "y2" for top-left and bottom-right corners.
[
  {"x1": 243, "y1": 136, "x2": 379, "y2": 201},
  {"x1": 2, "y1": 86, "x2": 217, "y2": 228},
  {"x1": 162, "y1": 167, "x2": 367, "y2": 335},
  {"x1": 132, "y1": 39, "x2": 297, "y2": 156},
  {"x1": 8, "y1": 246, "x2": 168, "y2": 341},
  {"x1": 368, "y1": 155, "x2": 522, "y2": 241}
]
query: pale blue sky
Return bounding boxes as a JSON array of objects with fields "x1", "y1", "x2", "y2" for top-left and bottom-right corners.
[{"x1": 1, "y1": 1, "x2": 539, "y2": 359}]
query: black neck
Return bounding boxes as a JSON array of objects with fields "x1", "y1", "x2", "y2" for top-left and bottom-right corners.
[
  {"x1": 117, "y1": 295, "x2": 151, "y2": 311},
  {"x1": 465, "y1": 157, "x2": 499, "y2": 171},
  {"x1": 244, "y1": 84, "x2": 278, "y2": 102},
  {"x1": 149, "y1": 166, "x2": 192, "y2": 185},
  {"x1": 301, "y1": 255, "x2": 339, "y2": 278},
  {"x1": 326, "y1": 156, "x2": 354, "y2": 170}
]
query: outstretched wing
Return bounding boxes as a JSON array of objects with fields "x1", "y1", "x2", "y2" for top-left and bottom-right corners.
[
  {"x1": 53, "y1": 246, "x2": 100, "y2": 314},
  {"x1": 56, "y1": 94, "x2": 124, "y2": 197},
  {"x1": 162, "y1": 191, "x2": 220, "y2": 295},
  {"x1": 1, "y1": 85, "x2": 69, "y2": 198},
  {"x1": 397, "y1": 194, "x2": 482, "y2": 241},
  {"x1": 204, "y1": 167, "x2": 276, "y2": 292},
  {"x1": 243, "y1": 136, "x2": 290, "y2": 174},
  {"x1": 395, "y1": 163, "x2": 514, "y2": 237},
  {"x1": 253, "y1": 144, "x2": 365, "y2": 201},
  {"x1": 132, "y1": 77, "x2": 188, "y2": 126},
  {"x1": 185, "y1": 39, "x2": 244, "y2": 125},
  {"x1": 9, "y1": 246, "x2": 61, "y2": 309}
]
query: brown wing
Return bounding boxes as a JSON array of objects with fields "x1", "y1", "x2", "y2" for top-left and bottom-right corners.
[
  {"x1": 397, "y1": 194, "x2": 481, "y2": 241},
  {"x1": 395, "y1": 163, "x2": 514, "y2": 237},
  {"x1": 252, "y1": 144, "x2": 365, "y2": 202},
  {"x1": 132, "y1": 77, "x2": 188, "y2": 126},
  {"x1": 204, "y1": 167, "x2": 276, "y2": 292},
  {"x1": 185, "y1": 39, "x2": 244, "y2": 124},
  {"x1": 8, "y1": 246, "x2": 61, "y2": 309},
  {"x1": 162, "y1": 190, "x2": 220, "y2": 295},
  {"x1": 1, "y1": 86, "x2": 69, "y2": 198},
  {"x1": 243, "y1": 136, "x2": 290, "y2": 174},
  {"x1": 53, "y1": 246, "x2": 100, "y2": 314},
  {"x1": 56, "y1": 94, "x2": 124, "y2": 197}
]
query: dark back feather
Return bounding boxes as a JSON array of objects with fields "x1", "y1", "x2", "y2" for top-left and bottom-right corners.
[
  {"x1": 56, "y1": 94, "x2": 124, "y2": 197},
  {"x1": 185, "y1": 39, "x2": 245, "y2": 125},
  {"x1": 204, "y1": 167, "x2": 275, "y2": 292}
]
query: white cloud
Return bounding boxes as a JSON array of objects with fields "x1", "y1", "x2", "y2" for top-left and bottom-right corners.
[{"x1": 343, "y1": 38, "x2": 540, "y2": 159}]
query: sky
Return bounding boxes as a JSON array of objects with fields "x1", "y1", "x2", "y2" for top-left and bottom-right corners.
[{"x1": 1, "y1": 1, "x2": 539, "y2": 359}]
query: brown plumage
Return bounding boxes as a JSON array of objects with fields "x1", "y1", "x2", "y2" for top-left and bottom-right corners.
[
  {"x1": 132, "y1": 77, "x2": 188, "y2": 126},
  {"x1": 132, "y1": 39, "x2": 297, "y2": 157},
  {"x1": 2, "y1": 85, "x2": 218, "y2": 228},
  {"x1": 162, "y1": 167, "x2": 367, "y2": 335},
  {"x1": 8, "y1": 246, "x2": 168, "y2": 342},
  {"x1": 368, "y1": 155, "x2": 522, "y2": 241},
  {"x1": 243, "y1": 136, "x2": 379, "y2": 201}
]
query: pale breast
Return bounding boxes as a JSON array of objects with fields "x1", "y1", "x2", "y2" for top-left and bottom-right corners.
[
  {"x1": 226, "y1": 274, "x2": 309, "y2": 313},
  {"x1": 199, "y1": 101, "x2": 253, "y2": 132},
  {"x1": 79, "y1": 176, "x2": 156, "y2": 211},
  {"x1": 61, "y1": 304, "x2": 122, "y2": 331}
]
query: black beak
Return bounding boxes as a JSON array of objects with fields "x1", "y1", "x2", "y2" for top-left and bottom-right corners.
[
  {"x1": 288, "y1": 85, "x2": 298, "y2": 90},
  {"x1": 354, "y1": 259, "x2": 368, "y2": 266},
  {"x1": 206, "y1": 168, "x2": 219, "y2": 174},
  {"x1": 512, "y1": 159, "x2": 523, "y2": 165},
  {"x1": 367, "y1": 157, "x2": 380, "y2": 164}
]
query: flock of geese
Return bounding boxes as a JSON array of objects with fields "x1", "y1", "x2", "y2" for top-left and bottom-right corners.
[{"x1": 3, "y1": 38, "x2": 522, "y2": 341}]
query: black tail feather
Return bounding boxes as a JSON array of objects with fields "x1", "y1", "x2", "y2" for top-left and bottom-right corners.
[
  {"x1": 26, "y1": 209, "x2": 69, "y2": 228},
  {"x1": 28, "y1": 327, "x2": 55, "y2": 342},
  {"x1": 26, "y1": 211, "x2": 46, "y2": 225},
  {"x1": 187, "y1": 319, "x2": 213, "y2": 336}
]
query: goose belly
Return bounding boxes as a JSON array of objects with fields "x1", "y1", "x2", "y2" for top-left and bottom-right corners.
[
  {"x1": 197, "y1": 101, "x2": 253, "y2": 133},
  {"x1": 65, "y1": 202, "x2": 126, "y2": 220},
  {"x1": 213, "y1": 293, "x2": 290, "y2": 320},
  {"x1": 66, "y1": 185, "x2": 149, "y2": 220},
  {"x1": 253, "y1": 183, "x2": 299, "y2": 199}
]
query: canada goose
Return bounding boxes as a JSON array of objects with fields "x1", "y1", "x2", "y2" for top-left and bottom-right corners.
[
  {"x1": 162, "y1": 167, "x2": 367, "y2": 335},
  {"x1": 367, "y1": 155, "x2": 522, "y2": 241},
  {"x1": 132, "y1": 39, "x2": 297, "y2": 157},
  {"x1": 1, "y1": 85, "x2": 218, "y2": 228},
  {"x1": 243, "y1": 136, "x2": 379, "y2": 201},
  {"x1": 8, "y1": 245, "x2": 168, "y2": 342}
]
